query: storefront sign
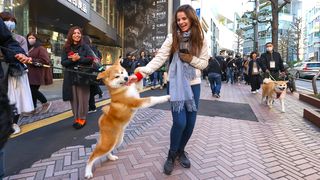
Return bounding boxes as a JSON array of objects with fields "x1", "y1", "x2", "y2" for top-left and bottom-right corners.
[{"x1": 67, "y1": 0, "x2": 88, "y2": 14}]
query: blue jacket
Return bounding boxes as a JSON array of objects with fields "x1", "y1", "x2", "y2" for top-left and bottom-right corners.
[{"x1": 0, "y1": 18, "x2": 26, "y2": 87}]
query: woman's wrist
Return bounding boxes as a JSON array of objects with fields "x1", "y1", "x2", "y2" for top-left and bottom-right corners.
[{"x1": 134, "y1": 72, "x2": 143, "y2": 81}]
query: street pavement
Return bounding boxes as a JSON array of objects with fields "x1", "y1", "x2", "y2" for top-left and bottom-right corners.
[
  {"x1": 3, "y1": 81, "x2": 320, "y2": 180},
  {"x1": 295, "y1": 78, "x2": 320, "y2": 93}
]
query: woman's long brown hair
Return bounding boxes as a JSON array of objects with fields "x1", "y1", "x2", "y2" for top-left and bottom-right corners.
[
  {"x1": 64, "y1": 26, "x2": 83, "y2": 50},
  {"x1": 171, "y1": 5, "x2": 204, "y2": 56}
]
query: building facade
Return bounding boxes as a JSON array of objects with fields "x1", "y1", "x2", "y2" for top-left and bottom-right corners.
[
  {"x1": 0, "y1": 0, "x2": 124, "y2": 77},
  {"x1": 242, "y1": 0, "x2": 302, "y2": 61},
  {"x1": 303, "y1": 2, "x2": 320, "y2": 61}
]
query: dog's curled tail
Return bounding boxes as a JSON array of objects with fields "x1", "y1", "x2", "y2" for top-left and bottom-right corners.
[{"x1": 263, "y1": 78, "x2": 273, "y2": 84}]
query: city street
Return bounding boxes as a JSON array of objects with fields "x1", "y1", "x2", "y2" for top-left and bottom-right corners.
[
  {"x1": 3, "y1": 81, "x2": 320, "y2": 180},
  {"x1": 1, "y1": 0, "x2": 319, "y2": 179},
  {"x1": 295, "y1": 78, "x2": 320, "y2": 93}
]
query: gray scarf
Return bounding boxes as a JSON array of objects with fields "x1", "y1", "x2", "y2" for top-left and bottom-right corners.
[{"x1": 169, "y1": 31, "x2": 197, "y2": 112}]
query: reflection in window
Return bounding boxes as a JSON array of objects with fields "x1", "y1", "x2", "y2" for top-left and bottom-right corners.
[{"x1": 96, "y1": 0, "x2": 102, "y2": 15}]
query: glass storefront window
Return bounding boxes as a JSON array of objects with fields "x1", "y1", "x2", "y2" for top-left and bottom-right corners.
[
  {"x1": 96, "y1": 0, "x2": 102, "y2": 15},
  {"x1": 37, "y1": 29, "x2": 67, "y2": 78},
  {"x1": 104, "y1": 0, "x2": 109, "y2": 22},
  {"x1": 110, "y1": 0, "x2": 114, "y2": 27},
  {"x1": 1, "y1": 0, "x2": 29, "y2": 36}
]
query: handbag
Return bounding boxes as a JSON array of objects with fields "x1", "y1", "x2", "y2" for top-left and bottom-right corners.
[
  {"x1": 8, "y1": 62, "x2": 26, "y2": 77},
  {"x1": 72, "y1": 66, "x2": 101, "y2": 85}
]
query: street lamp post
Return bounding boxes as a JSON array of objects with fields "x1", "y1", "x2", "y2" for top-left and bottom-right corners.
[{"x1": 253, "y1": 0, "x2": 259, "y2": 52}]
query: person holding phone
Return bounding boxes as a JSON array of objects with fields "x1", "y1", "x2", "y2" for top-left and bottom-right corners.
[{"x1": 128, "y1": 5, "x2": 209, "y2": 175}]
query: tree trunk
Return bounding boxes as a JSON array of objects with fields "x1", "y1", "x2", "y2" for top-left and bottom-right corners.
[{"x1": 271, "y1": 0, "x2": 279, "y2": 51}]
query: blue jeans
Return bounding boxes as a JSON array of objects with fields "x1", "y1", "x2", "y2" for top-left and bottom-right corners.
[
  {"x1": 168, "y1": 84, "x2": 201, "y2": 152},
  {"x1": 227, "y1": 67, "x2": 234, "y2": 84},
  {"x1": 152, "y1": 71, "x2": 159, "y2": 86},
  {"x1": 0, "y1": 149, "x2": 4, "y2": 179},
  {"x1": 208, "y1": 72, "x2": 222, "y2": 95}
]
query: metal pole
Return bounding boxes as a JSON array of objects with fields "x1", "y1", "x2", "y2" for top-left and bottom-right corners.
[
  {"x1": 312, "y1": 70, "x2": 320, "y2": 95},
  {"x1": 253, "y1": 0, "x2": 259, "y2": 52}
]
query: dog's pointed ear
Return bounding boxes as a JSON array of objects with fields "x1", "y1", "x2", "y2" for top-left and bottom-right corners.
[
  {"x1": 97, "y1": 71, "x2": 109, "y2": 80},
  {"x1": 114, "y1": 59, "x2": 121, "y2": 66}
]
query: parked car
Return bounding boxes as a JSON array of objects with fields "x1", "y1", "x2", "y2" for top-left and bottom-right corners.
[{"x1": 290, "y1": 62, "x2": 320, "y2": 79}]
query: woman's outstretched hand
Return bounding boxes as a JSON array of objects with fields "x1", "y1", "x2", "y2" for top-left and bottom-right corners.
[
  {"x1": 179, "y1": 52, "x2": 193, "y2": 63},
  {"x1": 126, "y1": 74, "x2": 138, "y2": 86}
]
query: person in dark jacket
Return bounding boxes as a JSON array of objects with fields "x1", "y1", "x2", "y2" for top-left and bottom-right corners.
[
  {"x1": 82, "y1": 35, "x2": 103, "y2": 113},
  {"x1": 207, "y1": 56, "x2": 226, "y2": 98},
  {"x1": 259, "y1": 42, "x2": 285, "y2": 80},
  {"x1": 26, "y1": 32, "x2": 53, "y2": 113},
  {"x1": 121, "y1": 52, "x2": 133, "y2": 75},
  {"x1": 1, "y1": 12, "x2": 34, "y2": 135},
  {"x1": 248, "y1": 51, "x2": 262, "y2": 93},
  {"x1": 226, "y1": 55, "x2": 236, "y2": 84},
  {"x1": 0, "y1": 18, "x2": 31, "y2": 179},
  {"x1": 61, "y1": 26, "x2": 94, "y2": 129}
]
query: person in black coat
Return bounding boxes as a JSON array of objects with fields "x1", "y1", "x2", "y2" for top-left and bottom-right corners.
[
  {"x1": 248, "y1": 51, "x2": 262, "y2": 93},
  {"x1": 0, "y1": 18, "x2": 31, "y2": 179},
  {"x1": 61, "y1": 26, "x2": 94, "y2": 129},
  {"x1": 82, "y1": 35, "x2": 103, "y2": 113},
  {"x1": 259, "y1": 42, "x2": 285, "y2": 80},
  {"x1": 207, "y1": 56, "x2": 226, "y2": 98}
]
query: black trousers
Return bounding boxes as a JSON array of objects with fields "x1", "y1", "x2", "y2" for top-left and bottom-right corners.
[
  {"x1": 30, "y1": 85, "x2": 47, "y2": 108},
  {"x1": 89, "y1": 84, "x2": 102, "y2": 110},
  {"x1": 250, "y1": 75, "x2": 261, "y2": 91}
]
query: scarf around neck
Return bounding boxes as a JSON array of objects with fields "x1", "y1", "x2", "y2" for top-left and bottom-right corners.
[{"x1": 168, "y1": 31, "x2": 197, "y2": 112}]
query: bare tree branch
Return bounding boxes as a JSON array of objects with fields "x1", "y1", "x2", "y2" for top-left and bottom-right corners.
[
  {"x1": 269, "y1": 0, "x2": 276, "y2": 6},
  {"x1": 257, "y1": 19, "x2": 272, "y2": 24},
  {"x1": 278, "y1": 0, "x2": 291, "y2": 13},
  {"x1": 245, "y1": 37, "x2": 254, "y2": 41}
]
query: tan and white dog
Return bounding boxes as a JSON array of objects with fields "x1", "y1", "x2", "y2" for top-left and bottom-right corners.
[
  {"x1": 85, "y1": 59, "x2": 170, "y2": 179},
  {"x1": 261, "y1": 78, "x2": 287, "y2": 113}
]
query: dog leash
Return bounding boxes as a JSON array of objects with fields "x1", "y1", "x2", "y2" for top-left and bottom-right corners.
[
  {"x1": 0, "y1": 45, "x2": 100, "y2": 77},
  {"x1": 265, "y1": 71, "x2": 277, "y2": 81}
]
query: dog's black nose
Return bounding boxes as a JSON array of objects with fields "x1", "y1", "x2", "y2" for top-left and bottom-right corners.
[{"x1": 124, "y1": 77, "x2": 128, "y2": 82}]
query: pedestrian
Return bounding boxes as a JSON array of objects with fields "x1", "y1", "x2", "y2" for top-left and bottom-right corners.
[
  {"x1": 121, "y1": 52, "x2": 133, "y2": 75},
  {"x1": 248, "y1": 51, "x2": 262, "y2": 93},
  {"x1": 226, "y1": 54, "x2": 236, "y2": 84},
  {"x1": 61, "y1": 26, "x2": 94, "y2": 129},
  {"x1": 259, "y1": 42, "x2": 285, "y2": 80},
  {"x1": 128, "y1": 4, "x2": 209, "y2": 175},
  {"x1": 0, "y1": 12, "x2": 34, "y2": 134},
  {"x1": 82, "y1": 35, "x2": 103, "y2": 113},
  {"x1": 207, "y1": 56, "x2": 226, "y2": 98},
  {"x1": 242, "y1": 55, "x2": 250, "y2": 85},
  {"x1": 137, "y1": 50, "x2": 148, "y2": 87},
  {"x1": 26, "y1": 32, "x2": 53, "y2": 114},
  {"x1": 0, "y1": 17, "x2": 32, "y2": 179}
]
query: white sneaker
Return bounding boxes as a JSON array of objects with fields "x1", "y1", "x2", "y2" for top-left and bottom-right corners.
[
  {"x1": 12, "y1": 123, "x2": 21, "y2": 135},
  {"x1": 251, "y1": 91, "x2": 256, "y2": 94}
]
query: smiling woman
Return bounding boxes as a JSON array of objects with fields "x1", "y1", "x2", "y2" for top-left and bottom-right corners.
[
  {"x1": 129, "y1": 4, "x2": 209, "y2": 176},
  {"x1": 61, "y1": 26, "x2": 95, "y2": 129}
]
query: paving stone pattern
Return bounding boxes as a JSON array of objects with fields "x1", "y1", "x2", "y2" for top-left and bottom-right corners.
[{"x1": 5, "y1": 82, "x2": 320, "y2": 180}]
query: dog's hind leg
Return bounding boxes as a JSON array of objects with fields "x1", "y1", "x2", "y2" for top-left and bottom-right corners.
[
  {"x1": 85, "y1": 143, "x2": 116, "y2": 179},
  {"x1": 280, "y1": 98, "x2": 285, "y2": 113},
  {"x1": 261, "y1": 95, "x2": 265, "y2": 104}
]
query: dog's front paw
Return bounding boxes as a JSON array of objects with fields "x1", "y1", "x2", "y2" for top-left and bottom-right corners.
[
  {"x1": 281, "y1": 109, "x2": 285, "y2": 113},
  {"x1": 108, "y1": 154, "x2": 119, "y2": 161}
]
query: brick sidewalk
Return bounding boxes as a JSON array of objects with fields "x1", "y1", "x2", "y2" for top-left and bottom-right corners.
[{"x1": 5, "y1": 82, "x2": 320, "y2": 180}]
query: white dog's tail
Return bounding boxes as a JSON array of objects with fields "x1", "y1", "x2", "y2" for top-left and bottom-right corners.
[{"x1": 263, "y1": 78, "x2": 273, "y2": 84}]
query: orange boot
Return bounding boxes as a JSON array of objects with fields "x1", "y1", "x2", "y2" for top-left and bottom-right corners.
[{"x1": 73, "y1": 118, "x2": 86, "y2": 129}]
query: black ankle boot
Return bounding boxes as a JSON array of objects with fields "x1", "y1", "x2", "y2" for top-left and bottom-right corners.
[
  {"x1": 163, "y1": 150, "x2": 177, "y2": 175},
  {"x1": 177, "y1": 150, "x2": 191, "y2": 168}
]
